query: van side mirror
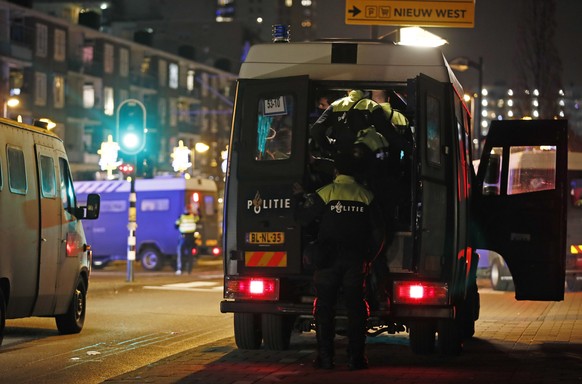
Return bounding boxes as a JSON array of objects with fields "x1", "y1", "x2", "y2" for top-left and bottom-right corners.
[{"x1": 77, "y1": 193, "x2": 100, "y2": 220}]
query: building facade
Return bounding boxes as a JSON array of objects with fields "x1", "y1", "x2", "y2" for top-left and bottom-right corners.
[{"x1": 0, "y1": 0, "x2": 236, "y2": 183}]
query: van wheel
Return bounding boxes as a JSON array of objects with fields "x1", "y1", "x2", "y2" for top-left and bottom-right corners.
[
  {"x1": 491, "y1": 260, "x2": 509, "y2": 291},
  {"x1": 408, "y1": 320, "x2": 436, "y2": 355},
  {"x1": 234, "y1": 313, "x2": 262, "y2": 350},
  {"x1": 566, "y1": 275, "x2": 582, "y2": 292},
  {"x1": 437, "y1": 319, "x2": 463, "y2": 356},
  {"x1": 140, "y1": 247, "x2": 164, "y2": 271},
  {"x1": 0, "y1": 289, "x2": 6, "y2": 346},
  {"x1": 262, "y1": 314, "x2": 294, "y2": 350},
  {"x1": 56, "y1": 279, "x2": 86, "y2": 334}
]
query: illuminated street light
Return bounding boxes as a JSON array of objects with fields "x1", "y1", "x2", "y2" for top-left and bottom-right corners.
[
  {"x1": 2, "y1": 96, "x2": 20, "y2": 118},
  {"x1": 192, "y1": 142, "x2": 210, "y2": 176},
  {"x1": 396, "y1": 27, "x2": 447, "y2": 47}
]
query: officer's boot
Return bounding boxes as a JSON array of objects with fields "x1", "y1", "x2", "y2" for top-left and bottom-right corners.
[
  {"x1": 313, "y1": 322, "x2": 335, "y2": 369},
  {"x1": 347, "y1": 320, "x2": 368, "y2": 370}
]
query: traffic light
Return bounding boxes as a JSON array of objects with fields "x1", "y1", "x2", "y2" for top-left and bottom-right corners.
[{"x1": 116, "y1": 99, "x2": 146, "y2": 155}]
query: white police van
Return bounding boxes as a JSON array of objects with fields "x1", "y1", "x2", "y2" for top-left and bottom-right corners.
[
  {"x1": 0, "y1": 117, "x2": 99, "y2": 345},
  {"x1": 220, "y1": 39, "x2": 568, "y2": 355}
]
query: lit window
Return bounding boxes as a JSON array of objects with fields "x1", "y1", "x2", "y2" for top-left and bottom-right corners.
[
  {"x1": 83, "y1": 83, "x2": 95, "y2": 109},
  {"x1": 187, "y1": 70, "x2": 195, "y2": 91},
  {"x1": 36, "y1": 23, "x2": 48, "y2": 58},
  {"x1": 169, "y1": 63, "x2": 179, "y2": 89},
  {"x1": 54, "y1": 75, "x2": 65, "y2": 109},
  {"x1": 54, "y1": 29, "x2": 66, "y2": 61},
  {"x1": 35, "y1": 72, "x2": 47, "y2": 106},
  {"x1": 104, "y1": 86, "x2": 114, "y2": 115}
]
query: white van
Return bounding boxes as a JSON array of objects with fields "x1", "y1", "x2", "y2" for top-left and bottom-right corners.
[{"x1": 0, "y1": 117, "x2": 100, "y2": 345}]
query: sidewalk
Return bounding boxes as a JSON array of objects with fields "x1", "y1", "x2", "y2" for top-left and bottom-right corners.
[{"x1": 104, "y1": 291, "x2": 582, "y2": 384}]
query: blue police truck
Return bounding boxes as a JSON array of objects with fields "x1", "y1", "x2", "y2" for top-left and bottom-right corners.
[{"x1": 75, "y1": 176, "x2": 221, "y2": 270}]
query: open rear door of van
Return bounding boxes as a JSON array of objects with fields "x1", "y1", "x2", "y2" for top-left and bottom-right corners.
[
  {"x1": 473, "y1": 119, "x2": 568, "y2": 301},
  {"x1": 231, "y1": 75, "x2": 309, "y2": 276}
]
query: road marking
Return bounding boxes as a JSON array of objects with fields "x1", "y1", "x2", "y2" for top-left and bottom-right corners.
[{"x1": 144, "y1": 281, "x2": 223, "y2": 292}]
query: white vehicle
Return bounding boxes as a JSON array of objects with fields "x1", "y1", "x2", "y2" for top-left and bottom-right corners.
[
  {"x1": 0, "y1": 117, "x2": 100, "y2": 345},
  {"x1": 220, "y1": 39, "x2": 568, "y2": 355}
]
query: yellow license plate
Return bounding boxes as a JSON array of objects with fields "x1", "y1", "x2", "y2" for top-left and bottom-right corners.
[{"x1": 246, "y1": 232, "x2": 285, "y2": 244}]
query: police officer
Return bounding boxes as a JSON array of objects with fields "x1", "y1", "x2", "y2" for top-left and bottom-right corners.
[
  {"x1": 310, "y1": 90, "x2": 405, "y2": 159},
  {"x1": 293, "y1": 153, "x2": 385, "y2": 370},
  {"x1": 175, "y1": 209, "x2": 198, "y2": 275}
]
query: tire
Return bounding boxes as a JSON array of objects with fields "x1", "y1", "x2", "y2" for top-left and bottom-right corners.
[
  {"x1": 437, "y1": 319, "x2": 463, "y2": 356},
  {"x1": 491, "y1": 260, "x2": 510, "y2": 291},
  {"x1": 0, "y1": 289, "x2": 6, "y2": 346},
  {"x1": 262, "y1": 314, "x2": 294, "y2": 350},
  {"x1": 56, "y1": 278, "x2": 87, "y2": 335},
  {"x1": 140, "y1": 246, "x2": 164, "y2": 271},
  {"x1": 566, "y1": 275, "x2": 582, "y2": 292},
  {"x1": 409, "y1": 320, "x2": 436, "y2": 355},
  {"x1": 460, "y1": 283, "x2": 480, "y2": 339},
  {"x1": 234, "y1": 313, "x2": 262, "y2": 350}
]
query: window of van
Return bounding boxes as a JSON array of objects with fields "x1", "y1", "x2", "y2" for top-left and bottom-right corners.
[
  {"x1": 426, "y1": 95, "x2": 441, "y2": 166},
  {"x1": 255, "y1": 95, "x2": 293, "y2": 161},
  {"x1": 40, "y1": 155, "x2": 57, "y2": 198},
  {"x1": 7, "y1": 146, "x2": 27, "y2": 195},
  {"x1": 507, "y1": 146, "x2": 556, "y2": 195},
  {"x1": 59, "y1": 158, "x2": 76, "y2": 212}
]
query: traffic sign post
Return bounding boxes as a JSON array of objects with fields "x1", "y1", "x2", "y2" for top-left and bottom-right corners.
[
  {"x1": 116, "y1": 99, "x2": 146, "y2": 282},
  {"x1": 345, "y1": 0, "x2": 475, "y2": 28}
]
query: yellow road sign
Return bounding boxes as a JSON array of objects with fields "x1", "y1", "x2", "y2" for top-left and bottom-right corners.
[{"x1": 345, "y1": 0, "x2": 475, "y2": 28}]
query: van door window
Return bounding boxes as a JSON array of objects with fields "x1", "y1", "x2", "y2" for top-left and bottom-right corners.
[
  {"x1": 7, "y1": 146, "x2": 27, "y2": 195},
  {"x1": 40, "y1": 154, "x2": 57, "y2": 198},
  {"x1": 483, "y1": 147, "x2": 502, "y2": 196},
  {"x1": 507, "y1": 145, "x2": 556, "y2": 195},
  {"x1": 59, "y1": 158, "x2": 76, "y2": 213},
  {"x1": 255, "y1": 95, "x2": 293, "y2": 161},
  {"x1": 426, "y1": 95, "x2": 441, "y2": 166}
]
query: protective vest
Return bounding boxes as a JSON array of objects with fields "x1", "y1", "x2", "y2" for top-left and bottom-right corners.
[
  {"x1": 380, "y1": 102, "x2": 409, "y2": 134},
  {"x1": 176, "y1": 213, "x2": 197, "y2": 234},
  {"x1": 315, "y1": 175, "x2": 374, "y2": 249}
]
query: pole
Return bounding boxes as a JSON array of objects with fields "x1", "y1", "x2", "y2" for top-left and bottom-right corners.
[
  {"x1": 475, "y1": 57, "x2": 483, "y2": 158},
  {"x1": 126, "y1": 157, "x2": 137, "y2": 282}
]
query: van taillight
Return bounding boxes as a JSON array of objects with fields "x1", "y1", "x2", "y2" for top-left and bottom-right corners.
[
  {"x1": 212, "y1": 247, "x2": 221, "y2": 256},
  {"x1": 393, "y1": 281, "x2": 448, "y2": 305},
  {"x1": 224, "y1": 277, "x2": 279, "y2": 301}
]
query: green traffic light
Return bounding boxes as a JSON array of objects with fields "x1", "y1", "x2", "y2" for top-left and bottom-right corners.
[{"x1": 122, "y1": 131, "x2": 140, "y2": 149}]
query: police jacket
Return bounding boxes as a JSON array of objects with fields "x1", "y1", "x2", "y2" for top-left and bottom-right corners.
[
  {"x1": 176, "y1": 213, "x2": 197, "y2": 234},
  {"x1": 295, "y1": 175, "x2": 385, "y2": 260},
  {"x1": 310, "y1": 90, "x2": 390, "y2": 155}
]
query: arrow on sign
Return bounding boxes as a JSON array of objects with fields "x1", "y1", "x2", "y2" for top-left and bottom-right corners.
[{"x1": 348, "y1": 5, "x2": 361, "y2": 17}]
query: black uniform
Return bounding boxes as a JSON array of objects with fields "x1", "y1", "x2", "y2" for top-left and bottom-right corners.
[{"x1": 294, "y1": 155, "x2": 385, "y2": 370}]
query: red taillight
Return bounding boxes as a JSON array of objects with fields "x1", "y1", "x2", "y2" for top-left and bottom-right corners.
[
  {"x1": 224, "y1": 277, "x2": 279, "y2": 301},
  {"x1": 191, "y1": 247, "x2": 198, "y2": 256},
  {"x1": 212, "y1": 247, "x2": 221, "y2": 256},
  {"x1": 393, "y1": 281, "x2": 448, "y2": 305}
]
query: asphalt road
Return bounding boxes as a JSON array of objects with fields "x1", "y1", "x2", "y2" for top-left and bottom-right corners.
[{"x1": 0, "y1": 258, "x2": 232, "y2": 384}]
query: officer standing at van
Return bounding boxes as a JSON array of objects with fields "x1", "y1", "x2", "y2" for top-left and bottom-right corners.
[
  {"x1": 175, "y1": 209, "x2": 198, "y2": 275},
  {"x1": 293, "y1": 153, "x2": 385, "y2": 370}
]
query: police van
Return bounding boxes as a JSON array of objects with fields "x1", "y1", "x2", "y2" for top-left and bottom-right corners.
[
  {"x1": 220, "y1": 40, "x2": 568, "y2": 355},
  {"x1": 0, "y1": 117, "x2": 100, "y2": 345}
]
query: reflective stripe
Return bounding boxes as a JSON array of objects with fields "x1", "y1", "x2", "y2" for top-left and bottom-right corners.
[
  {"x1": 177, "y1": 214, "x2": 197, "y2": 233},
  {"x1": 571, "y1": 245, "x2": 582, "y2": 254},
  {"x1": 245, "y1": 251, "x2": 287, "y2": 267}
]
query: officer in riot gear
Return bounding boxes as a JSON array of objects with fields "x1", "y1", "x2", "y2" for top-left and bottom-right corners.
[{"x1": 293, "y1": 153, "x2": 385, "y2": 370}]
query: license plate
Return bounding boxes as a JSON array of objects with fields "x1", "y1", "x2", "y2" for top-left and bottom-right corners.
[{"x1": 246, "y1": 232, "x2": 285, "y2": 244}]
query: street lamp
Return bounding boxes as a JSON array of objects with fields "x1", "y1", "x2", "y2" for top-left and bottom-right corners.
[
  {"x1": 449, "y1": 56, "x2": 483, "y2": 158},
  {"x1": 3, "y1": 96, "x2": 20, "y2": 118},
  {"x1": 192, "y1": 142, "x2": 209, "y2": 176}
]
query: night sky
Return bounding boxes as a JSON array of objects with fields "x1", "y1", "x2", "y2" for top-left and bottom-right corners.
[{"x1": 319, "y1": 0, "x2": 582, "y2": 91}]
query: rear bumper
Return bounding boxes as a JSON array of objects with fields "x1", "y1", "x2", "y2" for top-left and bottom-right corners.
[{"x1": 220, "y1": 300, "x2": 454, "y2": 320}]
